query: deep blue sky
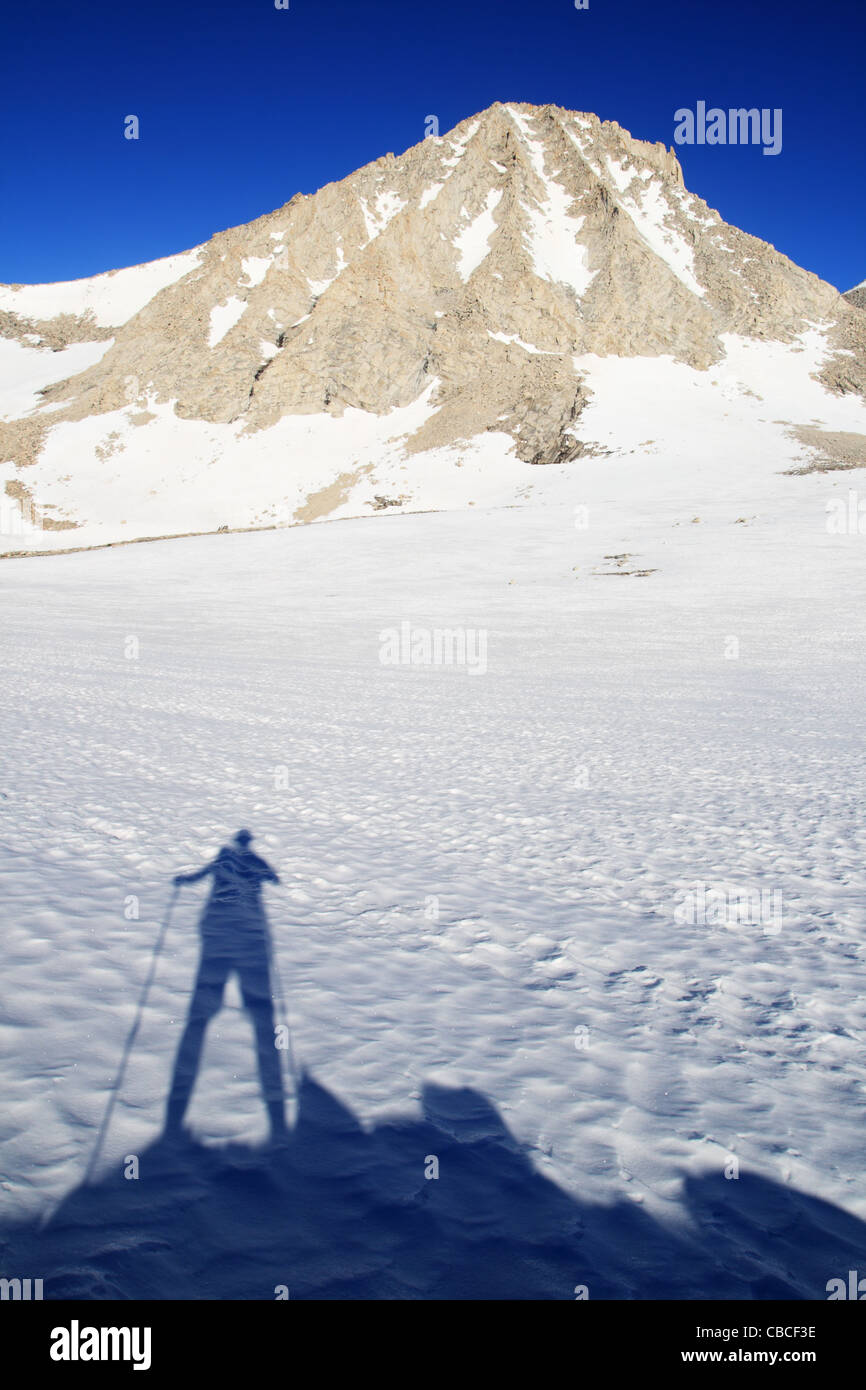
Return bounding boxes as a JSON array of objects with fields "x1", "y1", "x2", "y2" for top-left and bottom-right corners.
[{"x1": 0, "y1": 0, "x2": 862, "y2": 290}]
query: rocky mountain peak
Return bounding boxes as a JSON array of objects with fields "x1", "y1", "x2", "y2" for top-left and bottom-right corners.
[{"x1": 1, "y1": 101, "x2": 864, "y2": 548}]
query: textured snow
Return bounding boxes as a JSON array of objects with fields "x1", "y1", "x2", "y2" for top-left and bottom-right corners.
[
  {"x1": 208, "y1": 296, "x2": 247, "y2": 348},
  {"x1": 454, "y1": 190, "x2": 502, "y2": 281},
  {"x1": 0, "y1": 249, "x2": 202, "y2": 328}
]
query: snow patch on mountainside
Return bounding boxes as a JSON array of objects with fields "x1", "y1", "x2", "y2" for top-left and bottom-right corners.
[
  {"x1": 454, "y1": 190, "x2": 502, "y2": 281},
  {"x1": 418, "y1": 182, "x2": 444, "y2": 210},
  {"x1": 568, "y1": 327, "x2": 866, "y2": 496},
  {"x1": 605, "y1": 158, "x2": 704, "y2": 296},
  {"x1": 508, "y1": 106, "x2": 596, "y2": 298},
  {"x1": 521, "y1": 183, "x2": 596, "y2": 299},
  {"x1": 487, "y1": 331, "x2": 553, "y2": 354},
  {"x1": 208, "y1": 297, "x2": 247, "y2": 348},
  {"x1": 0, "y1": 248, "x2": 202, "y2": 327},
  {"x1": 240, "y1": 256, "x2": 272, "y2": 289},
  {"x1": 0, "y1": 338, "x2": 115, "y2": 420},
  {"x1": 360, "y1": 191, "x2": 407, "y2": 245}
]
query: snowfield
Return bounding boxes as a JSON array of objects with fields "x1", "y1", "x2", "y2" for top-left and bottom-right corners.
[{"x1": 1, "y1": 479, "x2": 865, "y2": 1298}]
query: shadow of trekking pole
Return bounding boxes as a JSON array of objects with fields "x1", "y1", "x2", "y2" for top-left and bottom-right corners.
[{"x1": 83, "y1": 884, "x2": 181, "y2": 1183}]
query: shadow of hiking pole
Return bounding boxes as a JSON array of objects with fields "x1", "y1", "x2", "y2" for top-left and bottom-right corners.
[{"x1": 83, "y1": 884, "x2": 180, "y2": 1184}]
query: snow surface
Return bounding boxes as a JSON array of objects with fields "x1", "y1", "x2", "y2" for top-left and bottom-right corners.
[
  {"x1": 1, "y1": 318, "x2": 866, "y2": 1296},
  {"x1": 1, "y1": 470, "x2": 866, "y2": 1297},
  {"x1": 240, "y1": 256, "x2": 272, "y2": 289},
  {"x1": 0, "y1": 249, "x2": 202, "y2": 328}
]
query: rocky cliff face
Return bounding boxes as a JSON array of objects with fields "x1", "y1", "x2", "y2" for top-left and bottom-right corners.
[
  {"x1": 843, "y1": 282, "x2": 866, "y2": 311},
  {"x1": 1, "y1": 101, "x2": 864, "y2": 546}
]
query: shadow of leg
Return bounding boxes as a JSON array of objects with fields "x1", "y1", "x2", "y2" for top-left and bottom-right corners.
[
  {"x1": 240, "y1": 954, "x2": 287, "y2": 1141},
  {"x1": 165, "y1": 960, "x2": 229, "y2": 1134}
]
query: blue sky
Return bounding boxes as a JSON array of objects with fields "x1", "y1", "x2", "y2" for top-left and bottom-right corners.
[{"x1": 0, "y1": 0, "x2": 862, "y2": 290}]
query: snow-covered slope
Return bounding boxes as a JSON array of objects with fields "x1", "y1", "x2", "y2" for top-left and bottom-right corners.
[{"x1": 0, "y1": 248, "x2": 202, "y2": 328}]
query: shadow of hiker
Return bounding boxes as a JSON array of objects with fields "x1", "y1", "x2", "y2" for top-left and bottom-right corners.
[
  {"x1": 166, "y1": 829, "x2": 287, "y2": 1142},
  {"x1": 3, "y1": 1073, "x2": 866, "y2": 1300}
]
